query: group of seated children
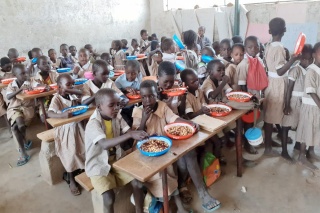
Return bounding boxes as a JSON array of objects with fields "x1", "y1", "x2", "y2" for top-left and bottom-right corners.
[{"x1": 1, "y1": 16, "x2": 320, "y2": 212}]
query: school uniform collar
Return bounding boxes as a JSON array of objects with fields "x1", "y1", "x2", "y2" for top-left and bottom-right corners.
[
  {"x1": 269, "y1": 41, "x2": 283, "y2": 47},
  {"x1": 298, "y1": 64, "x2": 307, "y2": 75},
  {"x1": 87, "y1": 78, "x2": 112, "y2": 93},
  {"x1": 90, "y1": 108, "x2": 122, "y2": 124},
  {"x1": 308, "y1": 63, "x2": 320, "y2": 76}
]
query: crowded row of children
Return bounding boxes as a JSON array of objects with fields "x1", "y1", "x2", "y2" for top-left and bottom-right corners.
[{"x1": 1, "y1": 16, "x2": 320, "y2": 212}]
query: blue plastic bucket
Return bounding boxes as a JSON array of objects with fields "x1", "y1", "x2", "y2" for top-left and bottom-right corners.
[{"x1": 245, "y1": 127, "x2": 263, "y2": 146}]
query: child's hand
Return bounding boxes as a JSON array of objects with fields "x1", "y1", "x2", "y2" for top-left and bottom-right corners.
[
  {"x1": 62, "y1": 111, "x2": 73, "y2": 118},
  {"x1": 222, "y1": 75, "x2": 230, "y2": 83},
  {"x1": 201, "y1": 106, "x2": 210, "y2": 115},
  {"x1": 190, "y1": 121, "x2": 200, "y2": 132},
  {"x1": 142, "y1": 106, "x2": 153, "y2": 121},
  {"x1": 283, "y1": 106, "x2": 292, "y2": 115},
  {"x1": 119, "y1": 98, "x2": 128, "y2": 108},
  {"x1": 73, "y1": 66, "x2": 80, "y2": 74},
  {"x1": 130, "y1": 130, "x2": 149, "y2": 140},
  {"x1": 125, "y1": 87, "x2": 137, "y2": 94}
]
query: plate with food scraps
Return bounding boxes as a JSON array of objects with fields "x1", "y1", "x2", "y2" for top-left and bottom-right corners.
[
  {"x1": 126, "y1": 92, "x2": 141, "y2": 99},
  {"x1": 162, "y1": 87, "x2": 187, "y2": 97},
  {"x1": 57, "y1": 68, "x2": 71, "y2": 73},
  {"x1": 137, "y1": 136, "x2": 172, "y2": 157},
  {"x1": 1, "y1": 78, "x2": 16, "y2": 85},
  {"x1": 164, "y1": 122, "x2": 196, "y2": 140},
  {"x1": 49, "y1": 83, "x2": 58, "y2": 90},
  {"x1": 24, "y1": 86, "x2": 46, "y2": 95},
  {"x1": 74, "y1": 78, "x2": 88, "y2": 85},
  {"x1": 207, "y1": 104, "x2": 232, "y2": 117},
  {"x1": 62, "y1": 105, "x2": 89, "y2": 116},
  {"x1": 226, "y1": 91, "x2": 252, "y2": 102}
]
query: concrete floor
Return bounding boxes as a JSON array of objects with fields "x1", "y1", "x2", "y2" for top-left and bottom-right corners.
[{"x1": 1, "y1": 117, "x2": 320, "y2": 213}]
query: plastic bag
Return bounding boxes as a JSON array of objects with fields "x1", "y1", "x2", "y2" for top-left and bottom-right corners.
[{"x1": 203, "y1": 152, "x2": 221, "y2": 187}]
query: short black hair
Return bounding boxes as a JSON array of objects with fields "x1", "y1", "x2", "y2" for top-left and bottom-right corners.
[
  {"x1": 151, "y1": 33, "x2": 157, "y2": 38},
  {"x1": 269, "y1": 17, "x2": 286, "y2": 36},
  {"x1": 37, "y1": 56, "x2": 49, "y2": 66},
  {"x1": 231, "y1": 43, "x2": 245, "y2": 52},
  {"x1": 57, "y1": 73, "x2": 72, "y2": 85},
  {"x1": 201, "y1": 46, "x2": 215, "y2": 56},
  {"x1": 100, "y1": 52, "x2": 111, "y2": 61},
  {"x1": 121, "y1": 39, "x2": 128, "y2": 47},
  {"x1": 60, "y1": 44, "x2": 68, "y2": 48},
  {"x1": 158, "y1": 61, "x2": 176, "y2": 77},
  {"x1": 207, "y1": 59, "x2": 223, "y2": 71},
  {"x1": 180, "y1": 68, "x2": 197, "y2": 83},
  {"x1": 95, "y1": 88, "x2": 119, "y2": 106},
  {"x1": 302, "y1": 44, "x2": 313, "y2": 55},
  {"x1": 84, "y1": 44, "x2": 92, "y2": 49},
  {"x1": 32, "y1": 47, "x2": 41, "y2": 53},
  {"x1": 113, "y1": 40, "x2": 122, "y2": 50},
  {"x1": 232, "y1": 35, "x2": 243, "y2": 44},
  {"x1": 161, "y1": 36, "x2": 167, "y2": 43},
  {"x1": 220, "y1": 39, "x2": 233, "y2": 48},
  {"x1": 244, "y1": 36, "x2": 259, "y2": 46},
  {"x1": 125, "y1": 60, "x2": 140, "y2": 71},
  {"x1": 69, "y1": 45, "x2": 76, "y2": 50},
  {"x1": 48, "y1": 49, "x2": 55, "y2": 56},
  {"x1": 161, "y1": 38, "x2": 174, "y2": 51},
  {"x1": 151, "y1": 40, "x2": 159, "y2": 51},
  {"x1": 78, "y1": 48, "x2": 90, "y2": 56},
  {"x1": 0, "y1": 57, "x2": 11, "y2": 67},
  {"x1": 12, "y1": 64, "x2": 25, "y2": 75},
  {"x1": 313, "y1": 42, "x2": 320, "y2": 53},
  {"x1": 131, "y1": 39, "x2": 138, "y2": 45},
  {"x1": 92, "y1": 59, "x2": 108, "y2": 74},
  {"x1": 28, "y1": 51, "x2": 32, "y2": 60},
  {"x1": 7, "y1": 48, "x2": 18, "y2": 57},
  {"x1": 183, "y1": 30, "x2": 197, "y2": 48},
  {"x1": 140, "y1": 29, "x2": 147, "y2": 36},
  {"x1": 140, "y1": 79, "x2": 158, "y2": 91}
]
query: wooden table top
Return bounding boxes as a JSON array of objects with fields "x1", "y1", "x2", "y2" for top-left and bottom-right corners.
[
  {"x1": 46, "y1": 98, "x2": 141, "y2": 127},
  {"x1": 113, "y1": 109, "x2": 248, "y2": 182},
  {"x1": 16, "y1": 90, "x2": 57, "y2": 101},
  {"x1": 0, "y1": 83, "x2": 8, "y2": 89}
]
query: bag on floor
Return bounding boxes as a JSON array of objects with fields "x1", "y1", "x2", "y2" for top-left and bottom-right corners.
[{"x1": 203, "y1": 152, "x2": 221, "y2": 187}]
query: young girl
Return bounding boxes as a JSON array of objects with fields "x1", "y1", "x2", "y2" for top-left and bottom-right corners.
[
  {"x1": 147, "y1": 40, "x2": 162, "y2": 76},
  {"x1": 226, "y1": 43, "x2": 244, "y2": 91},
  {"x1": 115, "y1": 60, "x2": 142, "y2": 94},
  {"x1": 197, "y1": 47, "x2": 215, "y2": 84},
  {"x1": 219, "y1": 39, "x2": 233, "y2": 66},
  {"x1": 112, "y1": 40, "x2": 126, "y2": 68},
  {"x1": 72, "y1": 48, "x2": 92, "y2": 79},
  {"x1": 48, "y1": 49, "x2": 60, "y2": 69},
  {"x1": 127, "y1": 39, "x2": 140, "y2": 56},
  {"x1": 263, "y1": 17, "x2": 300, "y2": 156},
  {"x1": 59, "y1": 44, "x2": 75, "y2": 69},
  {"x1": 182, "y1": 30, "x2": 199, "y2": 70},
  {"x1": 296, "y1": 42, "x2": 320, "y2": 169},
  {"x1": 282, "y1": 44, "x2": 313, "y2": 162},
  {"x1": 47, "y1": 74, "x2": 85, "y2": 196}
]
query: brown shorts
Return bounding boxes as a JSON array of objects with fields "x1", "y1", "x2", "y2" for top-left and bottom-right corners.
[{"x1": 9, "y1": 110, "x2": 33, "y2": 126}]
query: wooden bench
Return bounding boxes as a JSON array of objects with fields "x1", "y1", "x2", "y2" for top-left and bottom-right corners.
[{"x1": 37, "y1": 129, "x2": 65, "y2": 185}]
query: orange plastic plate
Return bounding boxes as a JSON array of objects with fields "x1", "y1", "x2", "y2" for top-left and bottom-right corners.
[
  {"x1": 164, "y1": 122, "x2": 196, "y2": 140},
  {"x1": 294, "y1": 33, "x2": 306, "y2": 55},
  {"x1": 162, "y1": 88, "x2": 187, "y2": 97},
  {"x1": 1, "y1": 78, "x2": 16, "y2": 85},
  {"x1": 207, "y1": 104, "x2": 232, "y2": 117},
  {"x1": 226, "y1": 91, "x2": 252, "y2": 102}
]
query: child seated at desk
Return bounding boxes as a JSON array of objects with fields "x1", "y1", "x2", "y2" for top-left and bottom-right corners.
[
  {"x1": 85, "y1": 88, "x2": 148, "y2": 212},
  {"x1": 127, "y1": 39, "x2": 140, "y2": 56},
  {"x1": 27, "y1": 47, "x2": 43, "y2": 77},
  {"x1": 48, "y1": 49, "x2": 61, "y2": 69},
  {"x1": 59, "y1": 44, "x2": 76, "y2": 69},
  {"x1": 69, "y1": 45, "x2": 78, "y2": 62},
  {"x1": 161, "y1": 38, "x2": 176, "y2": 63},
  {"x1": 111, "y1": 40, "x2": 126, "y2": 68},
  {"x1": 132, "y1": 80, "x2": 197, "y2": 213},
  {"x1": 7, "y1": 48, "x2": 19, "y2": 65},
  {"x1": 7, "y1": 64, "x2": 36, "y2": 166},
  {"x1": 72, "y1": 48, "x2": 92, "y2": 79},
  {"x1": 115, "y1": 60, "x2": 142, "y2": 94},
  {"x1": 47, "y1": 74, "x2": 85, "y2": 196}
]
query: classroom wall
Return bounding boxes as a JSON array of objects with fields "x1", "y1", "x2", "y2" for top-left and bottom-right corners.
[{"x1": 0, "y1": 0, "x2": 150, "y2": 57}]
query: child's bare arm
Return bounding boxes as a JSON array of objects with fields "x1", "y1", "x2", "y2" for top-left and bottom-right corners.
[
  {"x1": 138, "y1": 106, "x2": 153, "y2": 131},
  {"x1": 208, "y1": 76, "x2": 229, "y2": 100},
  {"x1": 178, "y1": 93, "x2": 187, "y2": 117},
  {"x1": 47, "y1": 110, "x2": 73, "y2": 119},
  {"x1": 310, "y1": 93, "x2": 320, "y2": 109},
  {"x1": 283, "y1": 80, "x2": 295, "y2": 115},
  {"x1": 64, "y1": 88, "x2": 83, "y2": 96},
  {"x1": 277, "y1": 54, "x2": 300, "y2": 76},
  {"x1": 7, "y1": 88, "x2": 23, "y2": 100},
  {"x1": 187, "y1": 106, "x2": 210, "y2": 119},
  {"x1": 82, "y1": 96, "x2": 95, "y2": 106},
  {"x1": 97, "y1": 130, "x2": 148, "y2": 150}
]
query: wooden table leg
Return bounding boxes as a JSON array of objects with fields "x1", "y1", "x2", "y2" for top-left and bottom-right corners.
[
  {"x1": 39, "y1": 99, "x2": 49, "y2": 130},
  {"x1": 236, "y1": 118, "x2": 243, "y2": 177},
  {"x1": 161, "y1": 168, "x2": 169, "y2": 213}
]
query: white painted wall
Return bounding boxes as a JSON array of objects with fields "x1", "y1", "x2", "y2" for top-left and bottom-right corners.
[{"x1": 0, "y1": 0, "x2": 150, "y2": 57}]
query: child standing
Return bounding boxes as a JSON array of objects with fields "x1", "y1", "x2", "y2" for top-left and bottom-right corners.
[
  {"x1": 115, "y1": 60, "x2": 142, "y2": 94},
  {"x1": 84, "y1": 44, "x2": 100, "y2": 63},
  {"x1": 7, "y1": 64, "x2": 36, "y2": 166},
  {"x1": 161, "y1": 38, "x2": 176, "y2": 63},
  {"x1": 85, "y1": 88, "x2": 147, "y2": 212},
  {"x1": 182, "y1": 30, "x2": 199, "y2": 70},
  {"x1": 47, "y1": 74, "x2": 85, "y2": 195},
  {"x1": 0, "y1": 57, "x2": 14, "y2": 124},
  {"x1": 282, "y1": 44, "x2": 313, "y2": 162},
  {"x1": 27, "y1": 48, "x2": 43, "y2": 77},
  {"x1": 121, "y1": 39, "x2": 128, "y2": 51},
  {"x1": 48, "y1": 49, "x2": 60, "y2": 69},
  {"x1": 72, "y1": 48, "x2": 92, "y2": 79},
  {"x1": 263, "y1": 18, "x2": 300, "y2": 156},
  {"x1": 225, "y1": 43, "x2": 244, "y2": 91},
  {"x1": 219, "y1": 39, "x2": 233, "y2": 67},
  {"x1": 295, "y1": 42, "x2": 320, "y2": 169},
  {"x1": 59, "y1": 44, "x2": 75, "y2": 69},
  {"x1": 147, "y1": 40, "x2": 162, "y2": 76},
  {"x1": 139, "y1": 29, "x2": 150, "y2": 53}
]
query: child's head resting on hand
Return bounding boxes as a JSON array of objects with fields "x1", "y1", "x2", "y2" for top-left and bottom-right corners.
[{"x1": 207, "y1": 59, "x2": 225, "y2": 82}]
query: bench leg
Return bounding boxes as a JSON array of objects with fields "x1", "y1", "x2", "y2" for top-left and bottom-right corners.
[
  {"x1": 91, "y1": 189, "x2": 104, "y2": 213},
  {"x1": 39, "y1": 141, "x2": 65, "y2": 185}
]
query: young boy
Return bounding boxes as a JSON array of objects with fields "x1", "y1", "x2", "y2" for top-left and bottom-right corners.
[
  {"x1": 7, "y1": 64, "x2": 36, "y2": 166},
  {"x1": 219, "y1": 39, "x2": 233, "y2": 66},
  {"x1": 69, "y1": 45, "x2": 78, "y2": 61},
  {"x1": 140, "y1": 29, "x2": 151, "y2": 53},
  {"x1": 85, "y1": 44, "x2": 100, "y2": 63},
  {"x1": 115, "y1": 60, "x2": 142, "y2": 94},
  {"x1": 73, "y1": 48, "x2": 92, "y2": 79},
  {"x1": 127, "y1": 39, "x2": 140, "y2": 56},
  {"x1": 0, "y1": 57, "x2": 14, "y2": 121},
  {"x1": 121, "y1": 39, "x2": 128, "y2": 51},
  {"x1": 161, "y1": 38, "x2": 176, "y2": 63},
  {"x1": 7, "y1": 48, "x2": 19, "y2": 64},
  {"x1": 48, "y1": 49, "x2": 61, "y2": 69},
  {"x1": 85, "y1": 88, "x2": 147, "y2": 212},
  {"x1": 59, "y1": 44, "x2": 75, "y2": 69},
  {"x1": 27, "y1": 48, "x2": 43, "y2": 77},
  {"x1": 225, "y1": 43, "x2": 244, "y2": 91},
  {"x1": 100, "y1": 53, "x2": 114, "y2": 71}
]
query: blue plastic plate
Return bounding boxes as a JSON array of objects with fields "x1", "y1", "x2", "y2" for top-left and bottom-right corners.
[
  {"x1": 175, "y1": 60, "x2": 186, "y2": 71},
  {"x1": 32, "y1": 58, "x2": 38, "y2": 63},
  {"x1": 173, "y1": 34, "x2": 185, "y2": 49},
  {"x1": 109, "y1": 71, "x2": 115, "y2": 78},
  {"x1": 62, "y1": 105, "x2": 89, "y2": 116},
  {"x1": 201, "y1": 55, "x2": 214, "y2": 63},
  {"x1": 74, "y1": 78, "x2": 88, "y2": 85},
  {"x1": 57, "y1": 68, "x2": 71, "y2": 73},
  {"x1": 137, "y1": 136, "x2": 172, "y2": 157},
  {"x1": 126, "y1": 55, "x2": 137, "y2": 60}
]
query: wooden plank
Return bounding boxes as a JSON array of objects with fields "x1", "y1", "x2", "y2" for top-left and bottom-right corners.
[
  {"x1": 0, "y1": 83, "x2": 8, "y2": 89},
  {"x1": 37, "y1": 129, "x2": 55, "y2": 142},
  {"x1": 16, "y1": 90, "x2": 57, "y2": 101},
  {"x1": 75, "y1": 172, "x2": 94, "y2": 192}
]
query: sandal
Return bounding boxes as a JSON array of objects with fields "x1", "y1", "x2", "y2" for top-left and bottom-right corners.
[
  {"x1": 17, "y1": 155, "x2": 30, "y2": 166},
  {"x1": 24, "y1": 140, "x2": 32, "y2": 150},
  {"x1": 179, "y1": 186, "x2": 193, "y2": 204},
  {"x1": 69, "y1": 184, "x2": 81, "y2": 196},
  {"x1": 202, "y1": 199, "x2": 221, "y2": 212}
]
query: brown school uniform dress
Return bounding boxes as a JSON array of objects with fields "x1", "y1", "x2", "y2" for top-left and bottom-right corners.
[
  {"x1": 225, "y1": 63, "x2": 240, "y2": 91},
  {"x1": 132, "y1": 101, "x2": 179, "y2": 198},
  {"x1": 48, "y1": 93, "x2": 85, "y2": 172},
  {"x1": 182, "y1": 50, "x2": 198, "y2": 70},
  {"x1": 237, "y1": 56, "x2": 265, "y2": 98},
  {"x1": 201, "y1": 76, "x2": 232, "y2": 103},
  {"x1": 72, "y1": 61, "x2": 92, "y2": 79},
  {"x1": 263, "y1": 42, "x2": 287, "y2": 124},
  {"x1": 147, "y1": 56, "x2": 159, "y2": 76},
  {"x1": 6, "y1": 80, "x2": 37, "y2": 125},
  {"x1": 296, "y1": 64, "x2": 320, "y2": 147},
  {"x1": 185, "y1": 88, "x2": 207, "y2": 114},
  {"x1": 85, "y1": 109, "x2": 132, "y2": 195},
  {"x1": 282, "y1": 65, "x2": 306, "y2": 129},
  {"x1": 114, "y1": 50, "x2": 126, "y2": 68},
  {"x1": 0, "y1": 71, "x2": 15, "y2": 117}
]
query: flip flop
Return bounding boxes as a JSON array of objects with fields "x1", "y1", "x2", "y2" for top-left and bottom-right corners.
[
  {"x1": 17, "y1": 155, "x2": 30, "y2": 166},
  {"x1": 24, "y1": 140, "x2": 32, "y2": 150},
  {"x1": 202, "y1": 200, "x2": 221, "y2": 212},
  {"x1": 69, "y1": 184, "x2": 81, "y2": 196}
]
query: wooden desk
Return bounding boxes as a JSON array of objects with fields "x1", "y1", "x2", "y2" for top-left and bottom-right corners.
[{"x1": 0, "y1": 83, "x2": 8, "y2": 89}]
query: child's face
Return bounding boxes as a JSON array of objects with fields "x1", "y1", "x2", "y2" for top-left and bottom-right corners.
[
  {"x1": 101, "y1": 55, "x2": 111, "y2": 64},
  {"x1": 185, "y1": 73, "x2": 199, "y2": 91},
  {"x1": 94, "y1": 65, "x2": 110, "y2": 83},
  {"x1": 34, "y1": 50, "x2": 43, "y2": 58},
  {"x1": 169, "y1": 44, "x2": 176, "y2": 53},
  {"x1": 38, "y1": 58, "x2": 51, "y2": 73},
  {"x1": 49, "y1": 50, "x2": 57, "y2": 60},
  {"x1": 59, "y1": 76, "x2": 74, "y2": 92},
  {"x1": 245, "y1": 40, "x2": 260, "y2": 57},
  {"x1": 14, "y1": 67, "x2": 28, "y2": 82},
  {"x1": 87, "y1": 45, "x2": 93, "y2": 53},
  {"x1": 98, "y1": 94, "x2": 121, "y2": 119},
  {"x1": 141, "y1": 87, "x2": 158, "y2": 109},
  {"x1": 210, "y1": 62, "x2": 225, "y2": 81},
  {"x1": 60, "y1": 45, "x2": 69, "y2": 57},
  {"x1": 300, "y1": 53, "x2": 313, "y2": 69},
  {"x1": 1, "y1": 63, "x2": 12, "y2": 72},
  {"x1": 78, "y1": 51, "x2": 89, "y2": 65},
  {"x1": 158, "y1": 74, "x2": 175, "y2": 90},
  {"x1": 220, "y1": 43, "x2": 231, "y2": 58},
  {"x1": 142, "y1": 32, "x2": 149, "y2": 40},
  {"x1": 132, "y1": 41, "x2": 139, "y2": 49},
  {"x1": 231, "y1": 47, "x2": 244, "y2": 65},
  {"x1": 70, "y1": 47, "x2": 77, "y2": 56},
  {"x1": 198, "y1": 28, "x2": 205, "y2": 37},
  {"x1": 125, "y1": 66, "x2": 138, "y2": 82}
]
